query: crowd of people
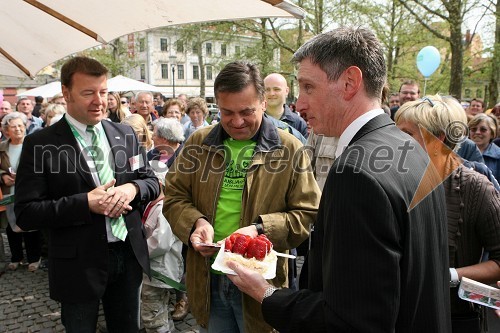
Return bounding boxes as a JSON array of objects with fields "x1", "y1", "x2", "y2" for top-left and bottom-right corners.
[{"x1": 0, "y1": 26, "x2": 499, "y2": 333}]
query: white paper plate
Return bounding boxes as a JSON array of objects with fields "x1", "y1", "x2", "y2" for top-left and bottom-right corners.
[{"x1": 211, "y1": 240, "x2": 277, "y2": 279}]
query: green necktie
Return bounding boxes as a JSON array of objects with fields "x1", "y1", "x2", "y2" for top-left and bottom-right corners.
[{"x1": 86, "y1": 125, "x2": 127, "y2": 241}]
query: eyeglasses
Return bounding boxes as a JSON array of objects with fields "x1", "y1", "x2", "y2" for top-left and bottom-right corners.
[
  {"x1": 420, "y1": 97, "x2": 435, "y2": 107},
  {"x1": 469, "y1": 126, "x2": 489, "y2": 133}
]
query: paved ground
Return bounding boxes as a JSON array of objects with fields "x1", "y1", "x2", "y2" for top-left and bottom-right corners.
[
  {"x1": 0, "y1": 232, "x2": 200, "y2": 333},
  {"x1": 2, "y1": 230, "x2": 497, "y2": 333}
]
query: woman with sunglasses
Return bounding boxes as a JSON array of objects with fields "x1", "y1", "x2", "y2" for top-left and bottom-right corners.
[
  {"x1": 395, "y1": 95, "x2": 500, "y2": 333},
  {"x1": 468, "y1": 113, "x2": 500, "y2": 182}
]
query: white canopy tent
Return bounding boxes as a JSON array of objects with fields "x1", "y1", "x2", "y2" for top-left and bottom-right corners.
[{"x1": 0, "y1": 0, "x2": 305, "y2": 78}]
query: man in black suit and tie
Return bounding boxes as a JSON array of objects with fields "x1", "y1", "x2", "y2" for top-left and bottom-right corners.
[
  {"x1": 227, "y1": 27, "x2": 451, "y2": 332},
  {"x1": 15, "y1": 57, "x2": 160, "y2": 333}
]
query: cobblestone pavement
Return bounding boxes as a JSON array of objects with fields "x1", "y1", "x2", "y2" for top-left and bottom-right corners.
[
  {"x1": 0, "y1": 231, "x2": 309, "y2": 333},
  {"x1": 0, "y1": 232, "x2": 200, "y2": 333}
]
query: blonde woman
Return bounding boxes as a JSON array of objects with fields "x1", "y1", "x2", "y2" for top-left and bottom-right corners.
[
  {"x1": 44, "y1": 103, "x2": 66, "y2": 127},
  {"x1": 395, "y1": 95, "x2": 500, "y2": 333},
  {"x1": 107, "y1": 92, "x2": 131, "y2": 123},
  {"x1": 122, "y1": 114, "x2": 153, "y2": 151}
]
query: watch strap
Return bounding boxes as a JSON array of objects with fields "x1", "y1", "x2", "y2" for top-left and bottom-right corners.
[
  {"x1": 262, "y1": 285, "x2": 279, "y2": 303},
  {"x1": 252, "y1": 222, "x2": 264, "y2": 235},
  {"x1": 449, "y1": 268, "x2": 460, "y2": 288}
]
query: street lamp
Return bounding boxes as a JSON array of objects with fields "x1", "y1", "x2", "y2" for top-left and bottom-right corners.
[
  {"x1": 169, "y1": 55, "x2": 177, "y2": 98},
  {"x1": 171, "y1": 64, "x2": 176, "y2": 98}
]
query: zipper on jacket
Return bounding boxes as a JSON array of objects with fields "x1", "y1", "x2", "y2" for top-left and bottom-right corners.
[{"x1": 205, "y1": 148, "x2": 225, "y2": 314}]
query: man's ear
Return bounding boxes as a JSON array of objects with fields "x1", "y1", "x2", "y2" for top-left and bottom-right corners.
[
  {"x1": 62, "y1": 85, "x2": 70, "y2": 102},
  {"x1": 342, "y1": 66, "x2": 362, "y2": 100}
]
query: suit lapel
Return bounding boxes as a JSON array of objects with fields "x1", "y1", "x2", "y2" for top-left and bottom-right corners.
[{"x1": 55, "y1": 116, "x2": 96, "y2": 188}]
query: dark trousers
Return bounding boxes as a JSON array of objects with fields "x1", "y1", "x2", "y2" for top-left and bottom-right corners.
[
  {"x1": 61, "y1": 239, "x2": 143, "y2": 333},
  {"x1": 6, "y1": 224, "x2": 41, "y2": 264}
]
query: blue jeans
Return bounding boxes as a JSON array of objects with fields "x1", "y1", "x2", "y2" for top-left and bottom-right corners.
[
  {"x1": 61, "y1": 239, "x2": 143, "y2": 333},
  {"x1": 204, "y1": 273, "x2": 244, "y2": 333}
]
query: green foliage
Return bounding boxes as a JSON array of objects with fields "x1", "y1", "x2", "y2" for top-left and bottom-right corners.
[{"x1": 80, "y1": 38, "x2": 138, "y2": 77}]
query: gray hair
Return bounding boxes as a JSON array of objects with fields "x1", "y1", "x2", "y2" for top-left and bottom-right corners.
[
  {"x1": 2, "y1": 112, "x2": 28, "y2": 131},
  {"x1": 292, "y1": 27, "x2": 387, "y2": 99},
  {"x1": 154, "y1": 118, "x2": 185, "y2": 143},
  {"x1": 136, "y1": 91, "x2": 154, "y2": 101}
]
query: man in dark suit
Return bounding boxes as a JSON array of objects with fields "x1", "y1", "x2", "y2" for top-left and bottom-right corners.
[
  {"x1": 227, "y1": 27, "x2": 451, "y2": 332},
  {"x1": 14, "y1": 57, "x2": 160, "y2": 333}
]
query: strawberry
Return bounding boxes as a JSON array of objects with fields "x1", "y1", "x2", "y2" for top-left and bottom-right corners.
[
  {"x1": 225, "y1": 233, "x2": 244, "y2": 252},
  {"x1": 232, "y1": 234, "x2": 251, "y2": 255},
  {"x1": 224, "y1": 237, "x2": 233, "y2": 252},
  {"x1": 246, "y1": 238, "x2": 268, "y2": 260},
  {"x1": 257, "y1": 234, "x2": 273, "y2": 254}
]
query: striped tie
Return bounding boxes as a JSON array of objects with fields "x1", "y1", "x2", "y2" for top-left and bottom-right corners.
[{"x1": 86, "y1": 125, "x2": 128, "y2": 241}]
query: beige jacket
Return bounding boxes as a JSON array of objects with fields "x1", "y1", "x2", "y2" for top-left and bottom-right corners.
[{"x1": 163, "y1": 119, "x2": 321, "y2": 332}]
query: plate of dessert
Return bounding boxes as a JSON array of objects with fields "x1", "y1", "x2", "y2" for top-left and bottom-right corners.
[{"x1": 212, "y1": 233, "x2": 278, "y2": 279}]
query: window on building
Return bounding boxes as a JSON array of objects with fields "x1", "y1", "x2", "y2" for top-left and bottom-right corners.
[
  {"x1": 221, "y1": 44, "x2": 227, "y2": 56},
  {"x1": 178, "y1": 65, "x2": 185, "y2": 80},
  {"x1": 140, "y1": 64, "x2": 146, "y2": 80},
  {"x1": 206, "y1": 42, "x2": 212, "y2": 56},
  {"x1": 139, "y1": 38, "x2": 145, "y2": 52},
  {"x1": 235, "y1": 45, "x2": 240, "y2": 55},
  {"x1": 193, "y1": 65, "x2": 200, "y2": 80},
  {"x1": 176, "y1": 40, "x2": 184, "y2": 53},
  {"x1": 193, "y1": 43, "x2": 199, "y2": 54},
  {"x1": 476, "y1": 89, "x2": 482, "y2": 98},
  {"x1": 206, "y1": 66, "x2": 213, "y2": 80},
  {"x1": 464, "y1": 88, "x2": 471, "y2": 98},
  {"x1": 161, "y1": 64, "x2": 169, "y2": 79},
  {"x1": 160, "y1": 38, "x2": 168, "y2": 52}
]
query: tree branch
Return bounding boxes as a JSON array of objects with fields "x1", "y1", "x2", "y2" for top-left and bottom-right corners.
[{"x1": 398, "y1": 0, "x2": 450, "y2": 41}]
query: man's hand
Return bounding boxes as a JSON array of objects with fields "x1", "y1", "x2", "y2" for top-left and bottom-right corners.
[
  {"x1": 190, "y1": 218, "x2": 218, "y2": 257},
  {"x1": 496, "y1": 282, "x2": 500, "y2": 318},
  {"x1": 226, "y1": 261, "x2": 272, "y2": 303},
  {"x1": 99, "y1": 182, "x2": 137, "y2": 218},
  {"x1": 2, "y1": 173, "x2": 15, "y2": 187},
  {"x1": 88, "y1": 179, "x2": 137, "y2": 217},
  {"x1": 232, "y1": 225, "x2": 259, "y2": 238}
]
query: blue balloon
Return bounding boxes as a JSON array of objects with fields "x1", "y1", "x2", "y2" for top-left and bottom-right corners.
[{"x1": 416, "y1": 46, "x2": 441, "y2": 78}]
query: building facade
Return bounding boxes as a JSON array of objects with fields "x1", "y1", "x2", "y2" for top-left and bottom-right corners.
[{"x1": 127, "y1": 27, "x2": 279, "y2": 100}]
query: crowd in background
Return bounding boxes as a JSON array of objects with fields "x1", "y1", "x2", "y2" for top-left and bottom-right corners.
[{"x1": 0, "y1": 43, "x2": 499, "y2": 333}]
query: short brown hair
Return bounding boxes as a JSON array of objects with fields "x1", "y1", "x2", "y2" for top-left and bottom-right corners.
[
  {"x1": 214, "y1": 61, "x2": 265, "y2": 102},
  {"x1": 399, "y1": 80, "x2": 420, "y2": 94},
  {"x1": 61, "y1": 57, "x2": 108, "y2": 89},
  {"x1": 162, "y1": 98, "x2": 185, "y2": 117},
  {"x1": 470, "y1": 98, "x2": 484, "y2": 108},
  {"x1": 186, "y1": 97, "x2": 208, "y2": 116}
]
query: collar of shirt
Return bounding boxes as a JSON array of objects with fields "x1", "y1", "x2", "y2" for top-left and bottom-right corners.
[
  {"x1": 334, "y1": 109, "x2": 385, "y2": 159},
  {"x1": 65, "y1": 113, "x2": 104, "y2": 142}
]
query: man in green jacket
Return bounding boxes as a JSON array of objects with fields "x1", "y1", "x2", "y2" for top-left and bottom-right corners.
[{"x1": 163, "y1": 61, "x2": 321, "y2": 333}]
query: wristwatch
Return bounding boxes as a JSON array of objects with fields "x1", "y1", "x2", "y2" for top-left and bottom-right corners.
[
  {"x1": 252, "y1": 222, "x2": 264, "y2": 235},
  {"x1": 262, "y1": 285, "x2": 279, "y2": 303},
  {"x1": 449, "y1": 268, "x2": 460, "y2": 288}
]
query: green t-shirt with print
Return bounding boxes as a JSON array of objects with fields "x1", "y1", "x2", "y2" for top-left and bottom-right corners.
[{"x1": 211, "y1": 138, "x2": 256, "y2": 272}]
